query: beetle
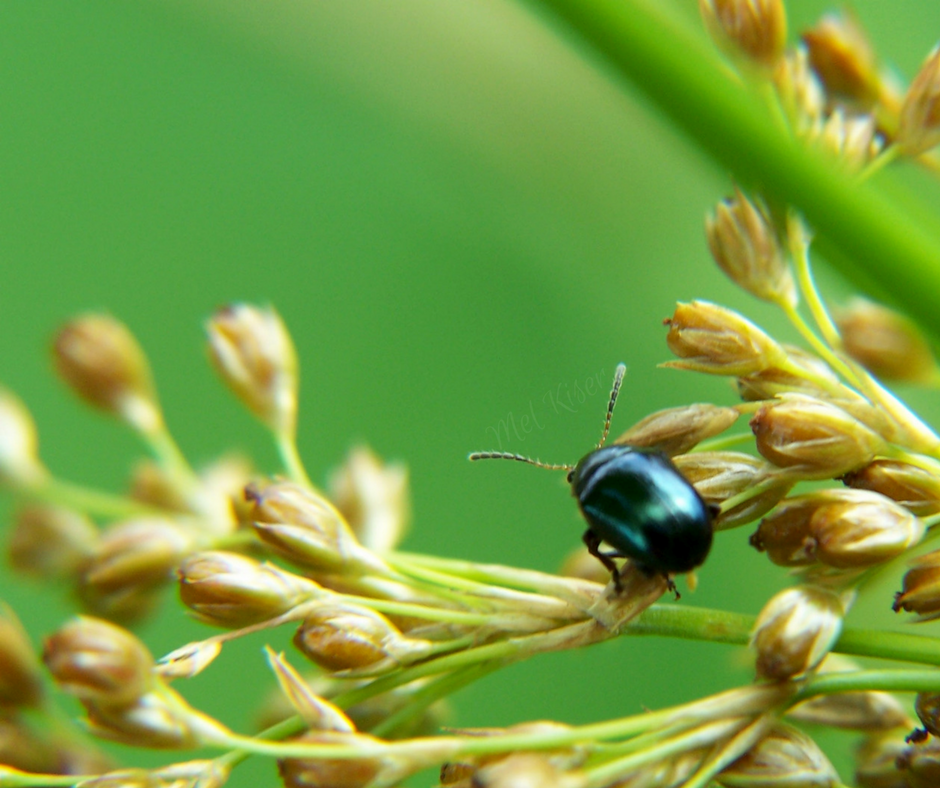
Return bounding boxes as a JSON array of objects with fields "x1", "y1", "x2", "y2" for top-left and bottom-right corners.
[{"x1": 470, "y1": 364, "x2": 714, "y2": 592}]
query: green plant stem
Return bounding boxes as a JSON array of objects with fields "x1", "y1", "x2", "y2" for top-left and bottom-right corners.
[
  {"x1": 526, "y1": 0, "x2": 940, "y2": 340},
  {"x1": 25, "y1": 475, "x2": 164, "y2": 520},
  {"x1": 797, "y1": 667, "x2": 940, "y2": 699},
  {"x1": 274, "y1": 429, "x2": 313, "y2": 488}
]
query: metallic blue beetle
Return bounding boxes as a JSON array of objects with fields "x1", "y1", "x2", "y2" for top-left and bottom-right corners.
[{"x1": 470, "y1": 364, "x2": 714, "y2": 591}]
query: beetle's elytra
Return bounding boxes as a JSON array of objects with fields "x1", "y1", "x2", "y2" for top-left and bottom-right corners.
[{"x1": 470, "y1": 364, "x2": 714, "y2": 591}]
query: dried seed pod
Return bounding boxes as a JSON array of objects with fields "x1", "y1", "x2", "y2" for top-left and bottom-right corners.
[
  {"x1": 128, "y1": 459, "x2": 189, "y2": 513},
  {"x1": 749, "y1": 495, "x2": 819, "y2": 566},
  {"x1": 810, "y1": 489, "x2": 923, "y2": 569},
  {"x1": 52, "y1": 314, "x2": 162, "y2": 434},
  {"x1": 750, "y1": 395, "x2": 885, "y2": 479},
  {"x1": 897, "y1": 736, "x2": 940, "y2": 788},
  {"x1": 894, "y1": 549, "x2": 940, "y2": 616},
  {"x1": 802, "y1": 12, "x2": 881, "y2": 107},
  {"x1": 835, "y1": 298, "x2": 939, "y2": 383},
  {"x1": 699, "y1": 0, "x2": 787, "y2": 69},
  {"x1": 278, "y1": 731, "x2": 386, "y2": 788},
  {"x1": 43, "y1": 616, "x2": 154, "y2": 706},
  {"x1": 664, "y1": 301, "x2": 787, "y2": 376},
  {"x1": 474, "y1": 752, "x2": 586, "y2": 788},
  {"x1": 716, "y1": 723, "x2": 838, "y2": 787},
  {"x1": 178, "y1": 551, "x2": 319, "y2": 628},
  {"x1": 737, "y1": 345, "x2": 841, "y2": 402},
  {"x1": 855, "y1": 732, "x2": 909, "y2": 788},
  {"x1": 751, "y1": 585, "x2": 844, "y2": 681},
  {"x1": 440, "y1": 762, "x2": 476, "y2": 785},
  {"x1": 329, "y1": 446, "x2": 410, "y2": 554},
  {"x1": 0, "y1": 606, "x2": 43, "y2": 708},
  {"x1": 294, "y1": 604, "x2": 433, "y2": 675},
  {"x1": 898, "y1": 46, "x2": 940, "y2": 157},
  {"x1": 705, "y1": 189, "x2": 795, "y2": 307},
  {"x1": 844, "y1": 460, "x2": 940, "y2": 517},
  {"x1": 249, "y1": 482, "x2": 386, "y2": 576},
  {"x1": 79, "y1": 518, "x2": 194, "y2": 620},
  {"x1": 673, "y1": 451, "x2": 791, "y2": 530},
  {"x1": 0, "y1": 388, "x2": 45, "y2": 486},
  {"x1": 206, "y1": 303, "x2": 298, "y2": 434},
  {"x1": 915, "y1": 692, "x2": 940, "y2": 738},
  {"x1": 615, "y1": 404, "x2": 739, "y2": 457},
  {"x1": 8, "y1": 504, "x2": 97, "y2": 578}
]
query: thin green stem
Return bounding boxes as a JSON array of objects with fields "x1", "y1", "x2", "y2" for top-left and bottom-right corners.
[
  {"x1": 25, "y1": 476, "x2": 165, "y2": 520},
  {"x1": 144, "y1": 422, "x2": 199, "y2": 491},
  {"x1": 274, "y1": 429, "x2": 313, "y2": 488},
  {"x1": 797, "y1": 667, "x2": 940, "y2": 700}
]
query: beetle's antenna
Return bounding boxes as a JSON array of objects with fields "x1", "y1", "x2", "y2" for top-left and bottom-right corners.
[
  {"x1": 468, "y1": 451, "x2": 573, "y2": 472},
  {"x1": 597, "y1": 363, "x2": 627, "y2": 449}
]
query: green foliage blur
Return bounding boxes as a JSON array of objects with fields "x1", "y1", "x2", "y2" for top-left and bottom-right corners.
[{"x1": 1, "y1": 1, "x2": 940, "y2": 783}]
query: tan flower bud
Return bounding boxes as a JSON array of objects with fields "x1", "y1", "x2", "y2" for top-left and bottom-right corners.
[
  {"x1": 773, "y1": 48, "x2": 825, "y2": 135},
  {"x1": 816, "y1": 110, "x2": 882, "y2": 171},
  {"x1": 474, "y1": 753, "x2": 586, "y2": 788},
  {"x1": 751, "y1": 585, "x2": 844, "y2": 681},
  {"x1": 673, "y1": 451, "x2": 791, "y2": 529},
  {"x1": 559, "y1": 546, "x2": 609, "y2": 585},
  {"x1": 43, "y1": 616, "x2": 154, "y2": 705},
  {"x1": 266, "y1": 647, "x2": 355, "y2": 732},
  {"x1": 0, "y1": 718, "x2": 61, "y2": 774},
  {"x1": 278, "y1": 731, "x2": 385, "y2": 788},
  {"x1": 179, "y1": 551, "x2": 318, "y2": 628},
  {"x1": 737, "y1": 345, "x2": 840, "y2": 402},
  {"x1": 128, "y1": 459, "x2": 188, "y2": 513},
  {"x1": 52, "y1": 314, "x2": 161, "y2": 434},
  {"x1": 615, "y1": 404, "x2": 739, "y2": 456},
  {"x1": 0, "y1": 606, "x2": 43, "y2": 708},
  {"x1": 833, "y1": 298, "x2": 939, "y2": 383},
  {"x1": 8, "y1": 504, "x2": 97, "y2": 577},
  {"x1": 294, "y1": 604, "x2": 433, "y2": 675},
  {"x1": 705, "y1": 189, "x2": 796, "y2": 307},
  {"x1": 750, "y1": 395, "x2": 885, "y2": 478},
  {"x1": 249, "y1": 482, "x2": 385, "y2": 575},
  {"x1": 810, "y1": 489, "x2": 923, "y2": 569},
  {"x1": 440, "y1": 762, "x2": 476, "y2": 785},
  {"x1": 750, "y1": 494, "x2": 819, "y2": 566},
  {"x1": 898, "y1": 47, "x2": 940, "y2": 157},
  {"x1": 788, "y1": 656, "x2": 911, "y2": 732},
  {"x1": 844, "y1": 460, "x2": 940, "y2": 517},
  {"x1": 894, "y1": 549, "x2": 940, "y2": 616},
  {"x1": 717, "y1": 723, "x2": 838, "y2": 787},
  {"x1": 664, "y1": 301, "x2": 787, "y2": 376},
  {"x1": 699, "y1": 0, "x2": 786, "y2": 69},
  {"x1": 206, "y1": 303, "x2": 298, "y2": 434},
  {"x1": 0, "y1": 388, "x2": 45, "y2": 485},
  {"x1": 855, "y1": 733, "x2": 909, "y2": 788},
  {"x1": 915, "y1": 692, "x2": 940, "y2": 739},
  {"x1": 898, "y1": 736, "x2": 940, "y2": 788},
  {"x1": 84, "y1": 689, "x2": 225, "y2": 749},
  {"x1": 80, "y1": 518, "x2": 194, "y2": 620},
  {"x1": 329, "y1": 446, "x2": 410, "y2": 554},
  {"x1": 802, "y1": 12, "x2": 881, "y2": 107}
]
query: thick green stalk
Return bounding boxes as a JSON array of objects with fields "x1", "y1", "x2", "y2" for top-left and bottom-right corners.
[{"x1": 526, "y1": 0, "x2": 940, "y2": 337}]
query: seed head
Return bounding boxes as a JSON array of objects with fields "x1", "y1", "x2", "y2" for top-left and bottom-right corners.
[
  {"x1": 178, "y1": 551, "x2": 319, "y2": 628},
  {"x1": 914, "y1": 692, "x2": 940, "y2": 739},
  {"x1": 79, "y1": 518, "x2": 194, "y2": 621},
  {"x1": 616, "y1": 404, "x2": 739, "y2": 457},
  {"x1": 206, "y1": 303, "x2": 298, "y2": 435},
  {"x1": 0, "y1": 606, "x2": 43, "y2": 708},
  {"x1": 674, "y1": 451, "x2": 790, "y2": 530},
  {"x1": 854, "y1": 732, "x2": 909, "y2": 788},
  {"x1": 834, "y1": 298, "x2": 939, "y2": 383},
  {"x1": 750, "y1": 494, "x2": 819, "y2": 566},
  {"x1": 706, "y1": 189, "x2": 796, "y2": 307},
  {"x1": 249, "y1": 482, "x2": 386, "y2": 575},
  {"x1": 52, "y1": 314, "x2": 161, "y2": 434},
  {"x1": 844, "y1": 460, "x2": 940, "y2": 517},
  {"x1": 8, "y1": 504, "x2": 97, "y2": 577},
  {"x1": 278, "y1": 731, "x2": 386, "y2": 788},
  {"x1": 293, "y1": 604, "x2": 432, "y2": 675},
  {"x1": 816, "y1": 110, "x2": 882, "y2": 171},
  {"x1": 329, "y1": 446, "x2": 410, "y2": 554},
  {"x1": 751, "y1": 585, "x2": 844, "y2": 681},
  {"x1": 898, "y1": 46, "x2": 940, "y2": 156},
  {"x1": 894, "y1": 549, "x2": 940, "y2": 616},
  {"x1": 717, "y1": 723, "x2": 838, "y2": 787},
  {"x1": 664, "y1": 301, "x2": 787, "y2": 376},
  {"x1": 0, "y1": 388, "x2": 45, "y2": 486},
  {"x1": 699, "y1": 0, "x2": 787, "y2": 69},
  {"x1": 750, "y1": 395, "x2": 885, "y2": 478},
  {"x1": 897, "y1": 736, "x2": 940, "y2": 788},
  {"x1": 774, "y1": 48, "x2": 825, "y2": 135},
  {"x1": 42, "y1": 616, "x2": 154, "y2": 706},
  {"x1": 802, "y1": 12, "x2": 881, "y2": 107}
]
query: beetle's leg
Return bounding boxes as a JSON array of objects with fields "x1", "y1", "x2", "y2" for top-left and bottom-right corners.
[
  {"x1": 664, "y1": 576, "x2": 681, "y2": 601},
  {"x1": 582, "y1": 529, "x2": 622, "y2": 592}
]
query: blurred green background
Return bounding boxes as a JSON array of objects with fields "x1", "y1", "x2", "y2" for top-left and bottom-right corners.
[{"x1": 2, "y1": 0, "x2": 940, "y2": 784}]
